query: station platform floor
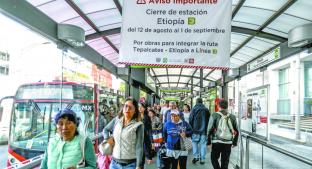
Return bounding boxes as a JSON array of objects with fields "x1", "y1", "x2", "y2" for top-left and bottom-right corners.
[{"x1": 145, "y1": 149, "x2": 235, "y2": 169}]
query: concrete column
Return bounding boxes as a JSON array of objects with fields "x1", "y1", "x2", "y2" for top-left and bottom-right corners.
[
  {"x1": 125, "y1": 83, "x2": 130, "y2": 98},
  {"x1": 238, "y1": 81, "x2": 244, "y2": 169},
  {"x1": 295, "y1": 54, "x2": 301, "y2": 140},
  {"x1": 191, "y1": 77, "x2": 194, "y2": 108},
  {"x1": 130, "y1": 85, "x2": 140, "y2": 102},
  {"x1": 125, "y1": 67, "x2": 131, "y2": 97},
  {"x1": 200, "y1": 69, "x2": 203, "y2": 97},
  {"x1": 152, "y1": 94, "x2": 155, "y2": 105},
  {"x1": 222, "y1": 70, "x2": 228, "y2": 99},
  {"x1": 146, "y1": 93, "x2": 152, "y2": 106},
  {"x1": 222, "y1": 83, "x2": 228, "y2": 100}
]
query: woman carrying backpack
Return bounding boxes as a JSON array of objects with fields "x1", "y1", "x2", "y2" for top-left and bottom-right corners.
[{"x1": 207, "y1": 99, "x2": 239, "y2": 169}]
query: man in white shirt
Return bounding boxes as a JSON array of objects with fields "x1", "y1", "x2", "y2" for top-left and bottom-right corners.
[{"x1": 160, "y1": 100, "x2": 169, "y2": 123}]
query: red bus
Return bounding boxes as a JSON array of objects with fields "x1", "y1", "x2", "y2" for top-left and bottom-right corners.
[{"x1": 1, "y1": 81, "x2": 100, "y2": 167}]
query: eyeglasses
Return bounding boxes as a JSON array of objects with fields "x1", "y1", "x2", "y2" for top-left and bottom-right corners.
[{"x1": 124, "y1": 104, "x2": 134, "y2": 110}]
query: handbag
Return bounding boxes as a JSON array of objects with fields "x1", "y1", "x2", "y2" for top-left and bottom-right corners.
[
  {"x1": 99, "y1": 118, "x2": 118, "y2": 156},
  {"x1": 97, "y1": 153, "x2": 112, "y2": 169},
  {"x1": 181, "y1": 137, "x2": 192, "y2": 151},
  {"x1": 152, "y1": 130, "x2": 163, "y2": 143},
  {"x1": 99, "y1": 139, "x2": 114, "y2": 156},
  {"x1": 158, "y1": 144, "x2": 167, "y2": 159}
]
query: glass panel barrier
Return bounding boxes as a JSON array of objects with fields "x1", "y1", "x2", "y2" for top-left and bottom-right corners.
[
  {"x1": 230, "y1": 139, "x2": 241, "y2": 168},
  {"x1": 248, "y1": 140, "x2": 263, "y2": 169},
  {"x1": 263, "y1": 146, "x2": 311, "y2": 169},
  {"x1": 241, "y1": 133, "x2": 312, "y2": 169}
]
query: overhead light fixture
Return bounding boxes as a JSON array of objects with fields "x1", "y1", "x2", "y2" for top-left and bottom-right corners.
[
  {"x1": 57, "y1": 24, "x2": 85, "y2": 48},
  {"x1": 228, "y1": 68, "x2": 239, "y2": 78},
  {"x1": 208, "y1": 81, "x2": 216, "y2": 88},
  {"x1": 288, "y1": 23, "x2": 312, "y2": 48}
]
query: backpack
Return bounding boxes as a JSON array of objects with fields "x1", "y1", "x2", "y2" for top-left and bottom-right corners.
[{"x1": 215, "y1": 112, "x2": 235, "y2": 141}]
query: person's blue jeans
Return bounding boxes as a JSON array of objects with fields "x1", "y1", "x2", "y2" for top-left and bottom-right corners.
[
  {"x1": 156, "y1": 151, "x2": 162, "y2": 168},
  {"x1": 110, "y1": 159, "x2": 136, "y2": 169},
  {"x1": 192, "y1": 134, "x2": 207, "y2": 161}
]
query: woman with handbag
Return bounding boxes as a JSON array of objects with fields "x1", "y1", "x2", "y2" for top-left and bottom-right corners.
[
  {"x1": 102, "y1": 98, "x2": 144, "y2": 169},
  {"x1": 98, "y1": 110, "x2": 120, "y2": 169},
  {"x1": 163, "y1": 109, "x2": 192, "y2": 169}
]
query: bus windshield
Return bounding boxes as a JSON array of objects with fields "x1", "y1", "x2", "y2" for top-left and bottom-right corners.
[{"x1": 10, "y1": 83, "x2": 95, "y2": 151}]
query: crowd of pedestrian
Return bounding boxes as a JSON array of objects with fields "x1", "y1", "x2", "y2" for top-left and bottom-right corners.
[{"x1": 40, "y1": 97, "x2": 239, "y2": 169}]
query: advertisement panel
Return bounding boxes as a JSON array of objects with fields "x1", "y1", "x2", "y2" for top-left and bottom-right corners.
[
  {"x1": 120, "y1": 0, "x2": 231, "y2": 69},
  {"x1": 241, "y1": 85, "x2": 269, "y2": 138}
]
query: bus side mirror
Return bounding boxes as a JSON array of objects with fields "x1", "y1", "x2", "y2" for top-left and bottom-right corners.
[{"x1": 0, "y1": 96, "x2": 15, "y2": 120}]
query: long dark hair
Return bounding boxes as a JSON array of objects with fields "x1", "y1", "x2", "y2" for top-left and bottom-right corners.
[
  {"x1": 148, "y1": 109, "x2": 156, "y2": 116},
  {"x1": 117, "y1": 109, "x2": 124, "y2": 119},
  {"x1": 124, "y1": 97, "x2": 140, "y2": 121},
  {"x1": 139, "y1": 102, "x2": 148, "y2": 116},
  {"x1": 184, "y1": 104, "x2": 191, "y2": 111}
]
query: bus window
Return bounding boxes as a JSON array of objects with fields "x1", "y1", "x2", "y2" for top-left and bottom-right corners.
[{"x1": 10, "y1": 101, "x2": 58, "y2": 150}]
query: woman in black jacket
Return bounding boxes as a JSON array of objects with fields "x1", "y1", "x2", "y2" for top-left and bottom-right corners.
[{"x1": 138, "y1": 102, "x2": 154, "y2": 168}]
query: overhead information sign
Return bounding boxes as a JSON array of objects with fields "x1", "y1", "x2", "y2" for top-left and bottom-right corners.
[
  {"x1": 247, "y1": 47, "x2": 280, "y2": 73},
  {"x1": 119, "y1": 0, "x2": 231, "y2": 69},
  {"x1": 160, "y1": 87, "x2": 191, "y2": 93}
]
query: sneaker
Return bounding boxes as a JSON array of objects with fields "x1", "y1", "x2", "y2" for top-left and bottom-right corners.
[
  {"x1": 192, "y1": 158, "x2": 199, "y2": 164},
  {"x1": 200, "y1": 161, "x2": 205, "y2": 165}
]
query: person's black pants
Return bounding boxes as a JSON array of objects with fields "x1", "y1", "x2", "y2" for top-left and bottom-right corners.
[
  {"x1": 211, "y1": 143, "x2": 232, "y2": 169},
  {"x1": 163, "y1": 156, "x2": 187, "y2": 169},
  {"x1": 141, "y1": 153, "x2": 145, "y2": 169}
]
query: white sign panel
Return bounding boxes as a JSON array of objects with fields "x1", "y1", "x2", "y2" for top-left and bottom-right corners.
[
  {"x1": 242, "y1": 86, "x2": 268, "y2": 138},
  {"x1": 119, "y1": 0, "x2": 231, "y2": 69},
  {"x1": 247, "y1": 47, "x2": 280, "y2": 72}
]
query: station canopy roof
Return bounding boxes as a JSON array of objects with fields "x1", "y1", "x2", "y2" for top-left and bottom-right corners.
[{"x1": 24, "y1": 0, "x2": 312, "y2": 92}]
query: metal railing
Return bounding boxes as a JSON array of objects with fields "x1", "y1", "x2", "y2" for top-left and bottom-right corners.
[
  {"x1": 241, "y1": 132, "x2": 312, "y2": 169},
  {"x1": 6, "y1": 133, "x2": 103, "y2": 169}
]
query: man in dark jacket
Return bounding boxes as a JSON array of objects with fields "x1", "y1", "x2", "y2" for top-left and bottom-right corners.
[
  {"x1": 207, "y1": 99, "x2": 239, "y2": 169},
  {"x1": 189, "y1": 98, "x2": 210, "y2": 164}
]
